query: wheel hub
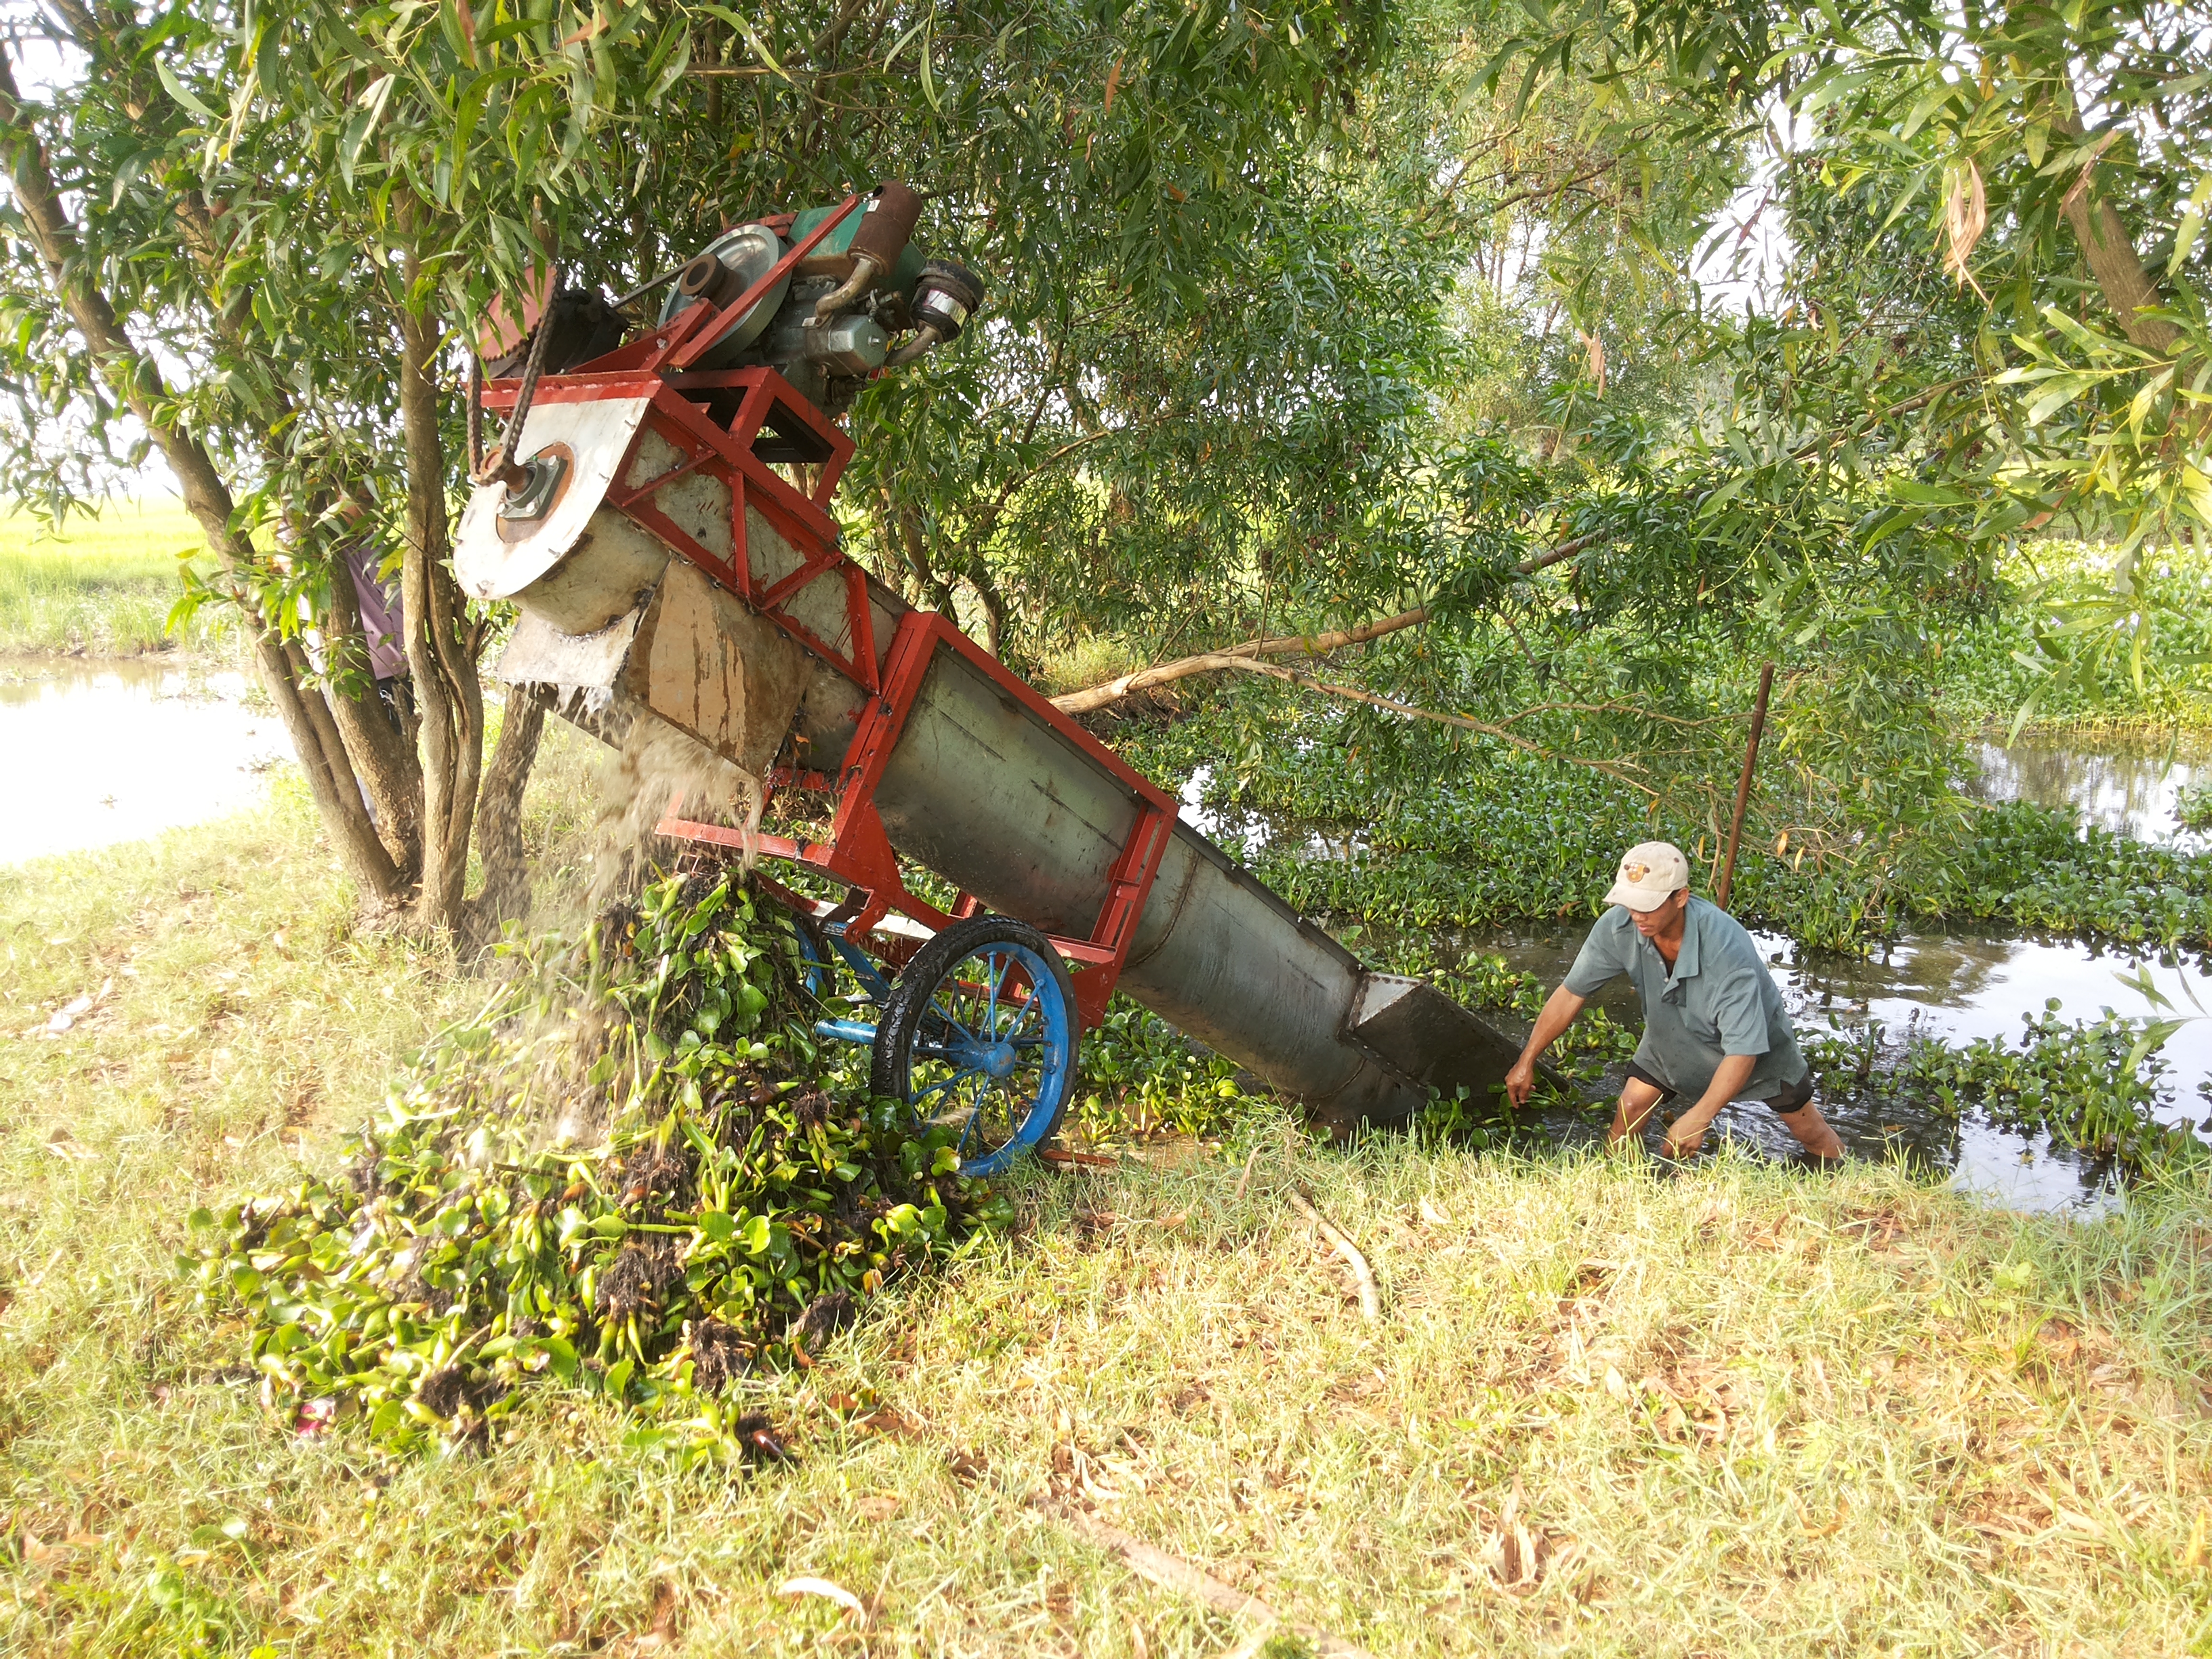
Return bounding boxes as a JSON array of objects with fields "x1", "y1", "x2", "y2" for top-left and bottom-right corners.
[{"x1": 980, "y1": 1041, "x2": 1019, "y2": 1079}]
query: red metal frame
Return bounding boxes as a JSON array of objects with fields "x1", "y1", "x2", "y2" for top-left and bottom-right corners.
[
  {"x1": 659, "y1": 610, "x2": 1177, "y2": 1029},
  {"x1": 486, "y1": 202, "x2": 1179, "y2": 1033},
  {"x1": 485, "y1": 368, "x2": 872, "y2": 684}
]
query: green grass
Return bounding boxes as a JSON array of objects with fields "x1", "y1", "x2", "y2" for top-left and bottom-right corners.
[
  {"x1": 1031, "y1": 632, "x2": 1155, "y2": 699},
  {"x1": 4, "y1": 771, "x2": 2211, "y2": 1654},
  {"x1": 0, "y1": 499, "x2": 228, "y2": 659}
]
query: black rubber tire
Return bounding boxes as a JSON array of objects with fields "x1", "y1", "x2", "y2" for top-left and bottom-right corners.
[{"x1": 869, "y1": 915, "x2": 1080, "y2": 1170}]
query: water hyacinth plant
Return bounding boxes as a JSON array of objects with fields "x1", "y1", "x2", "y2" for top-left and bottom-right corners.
[
  {"x1": 180, "y1": 872, "x2": 1010, "y2": 1464},
  {"x1": 1803, "y1": 1005, "x2": 2207, "y2": 1172}
]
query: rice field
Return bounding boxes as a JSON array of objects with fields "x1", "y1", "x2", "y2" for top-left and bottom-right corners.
[{"x1": 0, "y1": 499, "x2": 227, "y2": 659}]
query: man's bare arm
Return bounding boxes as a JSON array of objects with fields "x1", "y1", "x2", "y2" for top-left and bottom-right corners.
[
  {"x1": 1504, "y1": 984, "x2": 1586, "y2": 1107},
  {"x1": 1661, "y1": 1052, "x2": 1757, "y2": 1155}
]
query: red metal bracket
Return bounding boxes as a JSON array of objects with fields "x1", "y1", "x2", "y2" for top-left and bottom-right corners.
[
  {"x1": 667, "y1": 195, "x2": 862, "y2": 373},
  {"x1": 566, "y1": 195, "x2": 865, "y2": 381}
]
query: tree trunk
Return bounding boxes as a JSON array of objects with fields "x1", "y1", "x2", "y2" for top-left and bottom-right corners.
[
  {"x1": 965, "y1": 559, "x2": 1009, "y2": 657},
  {"x1": 883, "y1": 493, "x2": 936, "y2": 599},
  {"x1": 0, "y1": 47, "x2": 405, "y2": 903},
  {"x1": 323, "y1": 562, "x2": 426, "y2": 885},
  {"x1": 2052, "y1": 110, "x2": 2183, "y2": 355},
  {"x1": 467, "y1": 684, "x2": 553, "y2": 949},
  {"x1": 395, "y1": 229, "x2": 486, "y2": 932},
  {"x1": 2060, "y1": 190, "x2": 2182, "y2": 354}
]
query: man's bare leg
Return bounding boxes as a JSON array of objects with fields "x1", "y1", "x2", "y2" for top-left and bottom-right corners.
[
  {"x1": 1777, "y1": 1101, "x2": 1846, "y2": 1162},
  {"x1": 1608, "y1": 1077, "x2": 1668, "y2": 1147}
]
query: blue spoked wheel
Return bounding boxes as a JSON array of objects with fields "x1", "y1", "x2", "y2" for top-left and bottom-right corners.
[{"x1": 869, "y1": 916, "x2": 1078, "y2": 1176}]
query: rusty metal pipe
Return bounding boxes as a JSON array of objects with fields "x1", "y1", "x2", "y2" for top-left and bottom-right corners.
[
  {"x1": 808, "y1": 252, "x2": 883, "y2": 325},
  {"x1": 1716, "y1": 661, "x2": 1775, "y2": 910},
  {"x1": 884, "y1": 323, "x2": 943, "y2": 369}
]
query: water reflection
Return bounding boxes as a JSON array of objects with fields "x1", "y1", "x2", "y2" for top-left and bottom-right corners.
[
  {"x1": 0, "y1": 657, "x2": 290, "y2": 866},
  {"x1": 1971, "y1": 730, "x2": 2211, "y2": 842}
]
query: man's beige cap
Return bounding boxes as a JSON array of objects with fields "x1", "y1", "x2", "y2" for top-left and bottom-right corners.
[{"x1": 1604, "y1": 841, "x2": 1689, "y2": 912}]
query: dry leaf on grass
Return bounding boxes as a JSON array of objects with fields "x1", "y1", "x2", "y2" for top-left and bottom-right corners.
[
  {"x1": 778, "y1": 1576, "x2": 865, "y2": 1622},
  {"x1": 1797, "y1": 1496, "x2": 1849, "y2": 1538},
  {"x1": 850, "y1": 1406, "x2": 920, "y2": 1439},
  {"x1": 620, "y1": 1582, "x2": 682, "y2": 1652},
  {"x1": 1480, "y1": 1479, "x2": 1588, "y2": 1597}
]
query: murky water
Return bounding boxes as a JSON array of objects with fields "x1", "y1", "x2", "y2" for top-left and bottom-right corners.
[{"x1": 0, "y1": 657, "x2": 290, "y2": 867}]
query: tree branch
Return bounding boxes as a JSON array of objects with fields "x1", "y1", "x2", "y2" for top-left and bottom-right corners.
[
  {"x1": 0, "y1": 41, "x2": 402, "y2": 902},
  {"x1": 1786, "y1": 377, "x2": 1975, "y2": 463},
  {"x1": 1074, "y1": 652, "x2": 1658, "y2": 794},
  {"x1": 1049, "y1": 532, "x2": 1605, "y2": 714}
]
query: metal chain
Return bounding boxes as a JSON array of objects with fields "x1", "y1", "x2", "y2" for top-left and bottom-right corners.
[
  {"x1": 473, "y1": 262, "x2": 560, "y2": 489},
  {"x1": 466, "y1": 352, "x2": 484, "y2": 478}
]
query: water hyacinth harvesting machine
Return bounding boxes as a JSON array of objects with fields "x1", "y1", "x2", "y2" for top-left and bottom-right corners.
[{"x1": 455, "y1": 183, "x2": 1524, "y2": 1173}]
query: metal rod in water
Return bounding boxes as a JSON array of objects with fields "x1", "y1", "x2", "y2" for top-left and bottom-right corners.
[{"x1": 1717, "y1": 661, "x2": 1775, "y2": 909}]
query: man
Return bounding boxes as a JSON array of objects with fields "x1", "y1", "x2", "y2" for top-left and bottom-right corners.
[{"x1": 1504, "y1": 842, "x2": 1844, "y2": 1161}]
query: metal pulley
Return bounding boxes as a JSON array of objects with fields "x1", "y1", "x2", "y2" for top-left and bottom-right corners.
[{"x1": 659, "y1": 223, "x2": 790, "y2": 367}]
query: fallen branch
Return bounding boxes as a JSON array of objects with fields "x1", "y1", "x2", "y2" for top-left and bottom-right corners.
[
  {"x1": 1287, "y1": 1186, "x2": 1380, "y2": 1323},
  {"x1": 1052, "y1": 607, "x2": 1433, "y2": 714},
  {"x1": 1039, "y1": 1146, "x2": 1120, "y2": 1169},
  {"x1": 1231, "y1": 1146, "x2": 1263, "y2": 1204},
  {"x1": 1050, "y1": 533, "x2": 1604, "y2": 715},
  {"x1": 1036, "y1": 1499, "x2": 1380, "y2": 1659}
]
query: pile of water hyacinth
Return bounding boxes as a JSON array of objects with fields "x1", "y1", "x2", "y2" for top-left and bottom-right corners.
[{"x1": 180, "y1": 872, "x2": 1009, "y2": 1464}]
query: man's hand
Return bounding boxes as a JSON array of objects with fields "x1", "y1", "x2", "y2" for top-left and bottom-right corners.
[
  {"x1": 1663, "y1": 1054, "x2": 1757, "y2": 1158},
  {"x1": 1504, "y1": 1057, "x2": 1536, "y2": 1108},
  {"x1": 1508, "y1": 985, "x2": 1587, "y2": 1109},
  {"x1": 1661, "y1": 1108, "x2": 1716, "y2": 1158}
]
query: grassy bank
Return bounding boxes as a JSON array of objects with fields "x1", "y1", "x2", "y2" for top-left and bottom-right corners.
[
  {"x1": 0, "y1": 501, "x2": 226, "y2": 659},
  {"x1": 5, "y1": 782, "x2": 2211, "y2": 1654}
]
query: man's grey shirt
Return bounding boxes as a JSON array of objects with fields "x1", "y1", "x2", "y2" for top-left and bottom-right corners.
[{"x1": 1563, "y1": 896, "x2": 1807, "y2": 1101}]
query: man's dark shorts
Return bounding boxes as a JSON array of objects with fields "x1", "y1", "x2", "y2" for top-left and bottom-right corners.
[{"x1": 1625, "y1": 1060, "x2": 1814, "y2": 1115}]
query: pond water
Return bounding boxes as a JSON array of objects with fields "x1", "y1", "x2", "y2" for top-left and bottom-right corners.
[
  {"x1": 0, "y1": 657, "x2": 290, "y2": 867},
  {"x1": 1453, "y1": 921, "x2": 2207, "y2": 1216},
  {"x1": 1969, "y1": 727, "x2": 2211, "y2": 842},
  {"x1": 1454, "y1": 718, "x2": 2212, "y2": 1208}
]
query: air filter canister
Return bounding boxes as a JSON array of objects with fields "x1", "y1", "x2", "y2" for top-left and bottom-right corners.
[{"x1": 848, "y1": 182, "x2": 924, "y2": 272}]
